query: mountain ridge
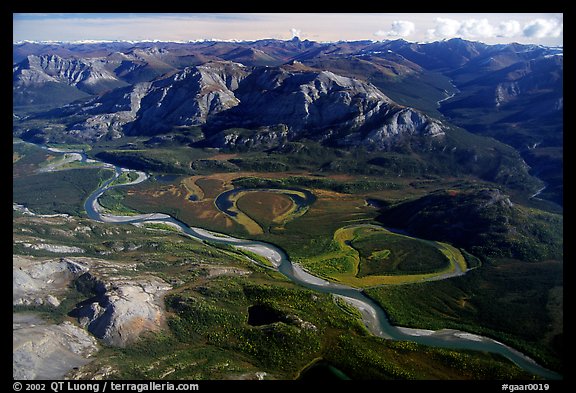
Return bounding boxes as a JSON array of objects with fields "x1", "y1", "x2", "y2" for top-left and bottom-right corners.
[
  {"x1": 13, "y1": 37, "x2": 562, "y2": 204},
  {"x1": 22, "y1": 60, "x2": 447, "y2": 151}
]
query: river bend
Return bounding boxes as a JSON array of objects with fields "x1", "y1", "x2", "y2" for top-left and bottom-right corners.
[{"x1": 70, "y1": 150, "x2": 561, "y2": 380}]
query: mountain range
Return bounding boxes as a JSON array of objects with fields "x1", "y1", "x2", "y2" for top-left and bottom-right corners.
[{"x1": 13, "y1": 37, "x2": 563, "y2": 205}]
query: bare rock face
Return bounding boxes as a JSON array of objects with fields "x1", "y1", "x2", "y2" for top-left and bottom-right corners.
[
  {"x1": 204, "y1": 66, "x2": 445, "y2": 149},
  {"x1": 13, "y1": 313, "x2": 99, "y2": 380},
  {"x1": 13, "y1": 254, "x2": 172, "y2": 348},
  {"x1": 13, "y1": 254, "x2": 173, "y2": 379},
  {"x1": 477, "y1": 188, "x2": 514, "y2": 209},
  {"x1": 13, "y1": 256, "x2": 88, "y2": 307},
  {"x1": 61, "y1": 61, "x2": 249, "y2": 138},
  {"x1": 130, "y1": 62, "x2": 249, "y2": 134},
  {"x1": 217, "y1": 67, "x2": 394, "y2": 131},
  {"x1": 344, "y1": 107, "x2": 445, "y2": 149},
  {"x1": 45, "y1": 60, "x2": 445, "y2": 148},
  {"x1": 13, "y1": 54, "x2": 124, "y2": 94},
  {"x1": 72, "y1": 273, "x2": 172, "y2": 347},
  {"x1": 67, "y1": 81, "x2": 153, "y2": 140}
]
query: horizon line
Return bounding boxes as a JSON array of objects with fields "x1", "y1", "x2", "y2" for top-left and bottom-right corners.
[{"x1": 12, "y1": 37, "x2": 564, "y2": 48}]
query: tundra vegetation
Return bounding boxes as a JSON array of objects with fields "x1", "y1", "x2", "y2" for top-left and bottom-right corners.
[{"x1": 12, "y1": 131, "x2": 562, "y2": 379}]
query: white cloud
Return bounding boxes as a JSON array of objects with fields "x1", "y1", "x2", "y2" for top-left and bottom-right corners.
[
  {"x1": 427, "y1": 17, "x2": 461, "y2": 39},
  {"x1": 290, "y1": 28, "x2": 301, "y2": 39},
  {"x1": 426, "y1": 16, "x2": 563, "y2": 42},
  {"x1": 428, "y1": 18, "x2": 495, "y2": 39},
  {"x1": 459, "y1": 19, "x2": 494, "y2": 38},
  {"x1": 496, "y1": 20, "x2": 522, "y2": 38},
  {"x1": 523, "y1": 19, "x2": 563, "y2": 38},
  {"x1": 374, "y1": 20, "x2": 415, "y2": 38}
]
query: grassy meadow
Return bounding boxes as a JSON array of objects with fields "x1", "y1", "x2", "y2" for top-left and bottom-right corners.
[{"x1": 296, "y1": 225, "x2": 466, "y2": 287}]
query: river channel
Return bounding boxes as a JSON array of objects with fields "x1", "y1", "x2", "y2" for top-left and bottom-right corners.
[{"x1": 66, "y1": 148, "x2": 561, "y2": 380}]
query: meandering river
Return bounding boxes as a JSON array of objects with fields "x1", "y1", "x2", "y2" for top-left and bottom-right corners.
[{"x1": 28, "y1": 143, "x2": 560, "y2": 379}]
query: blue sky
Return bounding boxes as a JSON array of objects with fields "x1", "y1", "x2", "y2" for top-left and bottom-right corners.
[{"x1": 13, "y1": 13, "x2": 563, "y2": 46}]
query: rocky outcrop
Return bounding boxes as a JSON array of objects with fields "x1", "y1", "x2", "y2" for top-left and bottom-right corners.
[
  {"x1": 21, "y1": 242, "x2": 86, "y2": 254},
  {"x1": 208, "y1": 125, "x2": 291, "y2": 150},
  {"x1": 13, "y1": 256, "x2": 88, "y2": 307},
  {"x1": 494, "y1": 82, "x2": 521, "y2": 107},
  {"x1": 13, "y1": 54, "x2": 125, "y2": 94},
  {"x1": 342, "y1": 107, "x2": 445, "y2": 149},
  {"x1": 13, "y1": 313, "x2": 99, "y2": 380},
  {"x1": 214, "y1": 67, "x2": 394, "y2": 131},
  {"x1": 67, "y1": 82, "x2": 153, "y2": 140},
  {"x1": 13, "y1": 239, "x2": 173, "y2": 379},
  {"x1": 13, "y1": 255, "x2": 172, "y2": 347},
  {"x1": 43, "y1": 60, "x2": 446, "y2": 148},
  {"x1": 128, "y1": 62, "x2": 249, "y2": 134},
  {"x1": 62, "y1": 61, "x2": 249, "y2": 138},
  {"x1": 72, "y1": 273, "x2": 172, "y2": 347},
  {"x1": 182, "y1": 64, "x2": 445, "y2": 149},
  {"x1": 477, "y1": 188, "x2": 514, "y2": 209}
]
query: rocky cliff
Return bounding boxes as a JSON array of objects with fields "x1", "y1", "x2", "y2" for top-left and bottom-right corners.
[
  {"x1": 13, "y1": 313, "x2": 99, "y2": 380},
  {"x1": 13, "y1": 54, "x2": 127, "y2": 100},
  {"x1": 13, "y1": 255, "x2": 172, "y2": 348},
  {"x1": 43, "y1": 60, "x2": 445, "y2": 150},
  {"x1": 71, "y1": 272, "x2": 171, "y2": 347}
]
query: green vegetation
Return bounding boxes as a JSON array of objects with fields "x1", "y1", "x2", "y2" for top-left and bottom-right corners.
[
  {"x1": 370, "y1": 249, "x2": 391, "y2": 260},
  {"x1": 12, "y1": 36, "x2": 564, "y2": 381},
  {"x1": 334, "y1": 296, "x2": 363, "y2": 320},
  {"x1": 51, "y1": 126, "x2": 541, "y2": 196},
  {"x1": 94, "y1": 150, "x2": 189, "y2": 174},
  {"x1": 461, "y1": 249, "x2": 482, "y2": 269},
  {"x1": 12, "y1": 138, "x2": 562, "y2": 379},
  {"x1": 97, "y1": 188, "x2": 142, "y2": 216},
  {"x1": 377, "y1": 188, "x2": 563, "y2": 262},
  {"x1": 365, "y1": 258, "x2": 563, "y2": 373},
  {"x1": 13, "y1": 82, "x2": 92, "y2": 110},
  {"x1": 236, "y1": 248, "x2": 276, "y2": 269},
  {"x1": 13, "y1": 141, "x2": 53, "y2": 173},
  {"x1": 233, "y1": 175, "x2": 403, "y2": 194},
  {"x1": 12, "y1": 168, "x2": 114, "y2": 216},
  {"x1": 109, "y1": 171, "x2": 141, "y2": 186},
  {"x1": 142, "y1": 223, "x2": 181, "y2": 233},
  {"x1": 352, "y1": 229, "x2": 449, "y2": 276},
  {"x1": 164, "y1": 280, "x2": 345, "y2": 376},
  {"x1": 103, "y1": 276, "x2": 534, "y2": 380},
  {"x1": 323, "y1": 334, "x2": 535, "y2": 380},
  {"x1": 46, "y1": 142, "x2": 92, "y2": 151},
  {"x1": 297, "y1": 225, "x2": 464, "y2": 287}
]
